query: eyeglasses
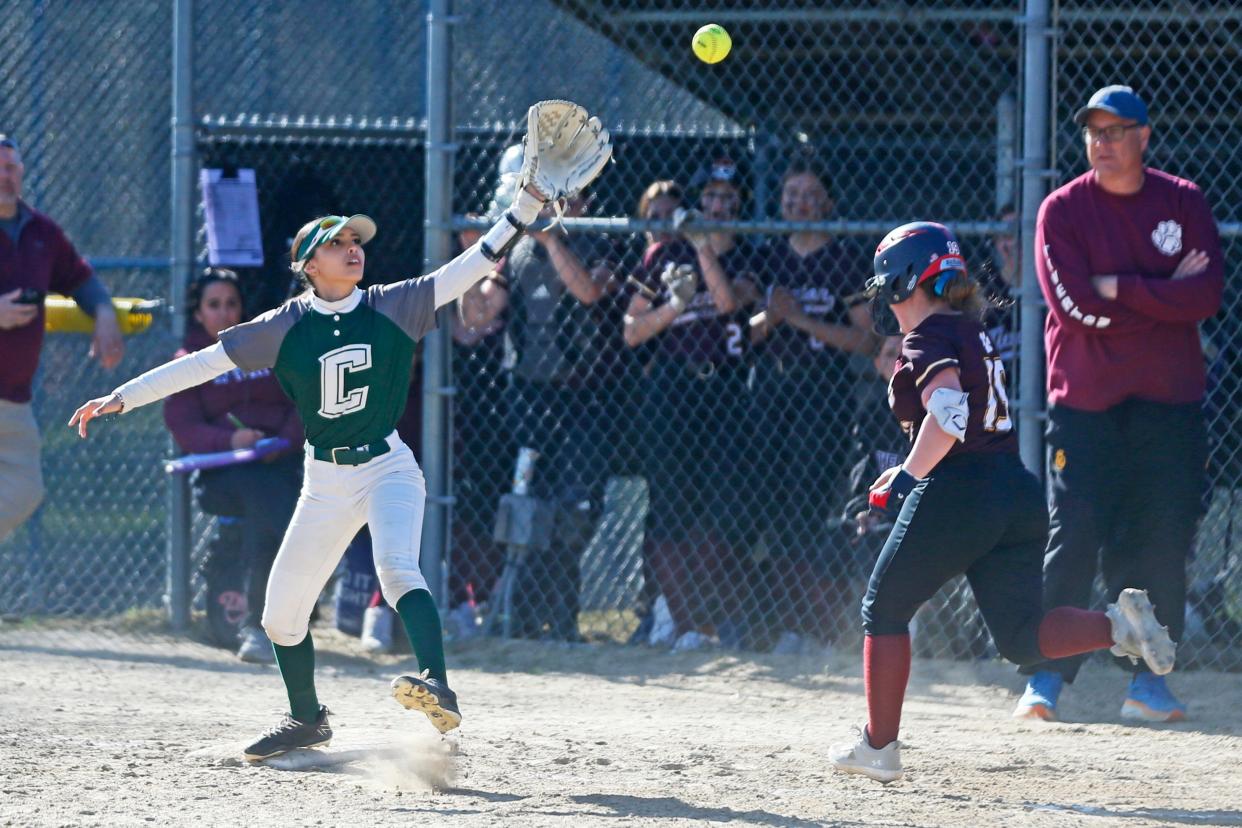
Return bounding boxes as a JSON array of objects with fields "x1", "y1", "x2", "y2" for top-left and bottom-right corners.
[
  {"x1": 708, "y1": 160, "x2": 737, "y2": 181},
  {"x1": 1082, "y1": 124, "x2": 1142, "y2": 144}
]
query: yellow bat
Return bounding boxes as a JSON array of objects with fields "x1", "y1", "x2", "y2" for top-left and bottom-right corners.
[{"x1": 43, "y1": 297, "x2": 162, "y2": 335}]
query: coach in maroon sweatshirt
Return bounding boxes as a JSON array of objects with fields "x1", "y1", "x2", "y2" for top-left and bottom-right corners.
[
  {"x1": 0, "y1": 134, "x2": 125, "y2": 543},
  {"x1": 164, "y1": 268, "x2": 302, "y2": 663},
  {"x1": 1015, "y1": 86, "x2": 1222, "y2": 723}
]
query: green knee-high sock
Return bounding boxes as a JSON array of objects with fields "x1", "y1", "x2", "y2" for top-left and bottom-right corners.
[
  {"x1": 395, "y1": 589, "x2": 447, "y2": 683},
  {"x1": 272, "y1": 632, "x2": 320, "y2": 723}
]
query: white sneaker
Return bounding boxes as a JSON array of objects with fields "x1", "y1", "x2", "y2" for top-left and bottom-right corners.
[
  {"x1": 237, "y1": 626, "x2": 275, "y2": 664},
  {"x1": 772, "y1": 631, "x2": 802, "y2": 655},
  {"x1": 446, "y1": 601, "x2": 483, "y2": 641},
  {"x1": 671, "y1": 630, "x2": 714, "y2": 653},
  {"x1": 647, "y1": 595, "x2": 677, "y2": 647},
  {"x1": 1106, "y1": 588, "x2": 1176, "y2": 676},
  {"x1": 361, "y1": 605, "x2": 395, "y2": 653},
  {"x1": 829, "y1": 727, "x2": 903, "y2": 783}
]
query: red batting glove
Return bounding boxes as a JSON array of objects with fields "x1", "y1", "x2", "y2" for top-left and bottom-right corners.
[{"x1": 869, "y1": 468, "x2": 919, "y2": 520}]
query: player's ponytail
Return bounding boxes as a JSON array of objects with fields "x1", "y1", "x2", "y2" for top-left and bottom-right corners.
[{"x1": 922, "y1": 270, "x2": 989, "y2": 320}]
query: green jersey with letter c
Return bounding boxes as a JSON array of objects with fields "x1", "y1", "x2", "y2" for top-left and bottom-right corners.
[{"x1": 218, "y1": 278, "x2": 437, "y2": 449}]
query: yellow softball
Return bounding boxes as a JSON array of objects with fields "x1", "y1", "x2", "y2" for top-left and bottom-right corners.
[{"x1": 692, "y1": 23, "x2": 731, "y2": 65}]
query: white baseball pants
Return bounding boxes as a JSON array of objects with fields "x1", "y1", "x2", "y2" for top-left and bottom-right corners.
[{"x1": 261, "y1": 431, "x2": 428, "y2": 647}]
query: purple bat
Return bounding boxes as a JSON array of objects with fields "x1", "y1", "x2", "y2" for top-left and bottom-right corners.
[{"x1": 164, "y1": 437, "x2": 292, "y2": 475}]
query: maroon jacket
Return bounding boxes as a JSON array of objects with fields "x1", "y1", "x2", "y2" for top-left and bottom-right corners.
[
  {"x1": 1035, "y1": 168, "x2": 1223, "y2": 411},
  {"x1": 163, "y1": 326, "x2": 303, "y2": 454},
  {"x1": 0, "y1": 202, "x2": 93, "y2": 403}
]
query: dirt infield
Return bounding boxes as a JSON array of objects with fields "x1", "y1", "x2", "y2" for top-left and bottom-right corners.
[{"x1": 1, "y1": 630, "x2": 1239, "y2": 827}]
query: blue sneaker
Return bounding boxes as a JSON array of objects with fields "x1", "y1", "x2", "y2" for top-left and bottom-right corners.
[
  {"x1": 1121, "y1": 672, "x2": 1187, "y2": 722},
  {"x1": 1013, "y1": 671, "x2": 1063, "y2": 721}
]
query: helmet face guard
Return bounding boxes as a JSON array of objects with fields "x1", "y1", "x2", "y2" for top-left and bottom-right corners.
[
  {"x1": 867, "y1": 221, "x2": 967, "y2": 306},
  {"x1": 869, "y1": 295, "x2": 903, "y2": 337}
]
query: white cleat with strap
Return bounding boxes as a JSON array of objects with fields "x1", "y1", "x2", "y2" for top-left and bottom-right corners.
[{"x1": 1106, "y1": 588, "x2": 1176, "y2": 676}]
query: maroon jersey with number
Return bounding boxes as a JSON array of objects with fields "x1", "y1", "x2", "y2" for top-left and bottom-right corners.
[
  {"x1": 754, "y1": 236, "x2": 868, "y2": 363},
  {"x1": 888, "y1": 312, "x2": 1017, "y2": 458},
  {"x1": 632, "y1": 238, "x2": 752, "y2": 365}
]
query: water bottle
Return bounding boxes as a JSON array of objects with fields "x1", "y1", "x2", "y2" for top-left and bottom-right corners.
[{"x1": 511, "y1": 446, "x2": 539, "y2": 495}]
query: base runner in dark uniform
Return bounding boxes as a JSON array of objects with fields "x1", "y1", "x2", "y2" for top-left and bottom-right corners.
[{"x1": 828, "y1": 222, "x2": 1177, "y2": 783}]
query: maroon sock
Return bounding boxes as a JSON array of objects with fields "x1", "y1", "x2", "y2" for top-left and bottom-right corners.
[
  {"x1": 864, "y1": 633, "x2": 911, "y2": 748},
  {"x1": 1037, "y1": 606, "x2": 1113, "y2": 659}
]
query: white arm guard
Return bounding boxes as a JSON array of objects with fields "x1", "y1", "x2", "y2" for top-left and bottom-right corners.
[
  {"x1": 481, "y1": 184, "x2": 541, "y2": 260},
  {"x1": 486, "y1": 185, "x2": 543, "y2": 259},
  {"x1": 479, "y1": 212, "x2": 527, "y2": 263},
  {"x1": 926, "y1": 386, "x2": 970, "y2": 442},
  {"x1": 113, "y1": 342, "x2": 237, "y2": 412}
]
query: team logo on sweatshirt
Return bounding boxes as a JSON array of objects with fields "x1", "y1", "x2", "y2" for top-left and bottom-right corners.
[{"x1": 1151, "y1": 220, "x2": 1182, "y2": 256}]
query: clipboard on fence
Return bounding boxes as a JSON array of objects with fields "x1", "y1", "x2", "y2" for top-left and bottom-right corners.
[{"x1": 201, "y1": 167, "x2": 264, "y2": 267}]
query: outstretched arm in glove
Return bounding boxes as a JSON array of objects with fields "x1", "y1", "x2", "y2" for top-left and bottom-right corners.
[
  {"x1": 869, "y1": 368, "x2": 963, "y2": 519},
  {"x1": 434, "y1": 100, "x2": 612, "y2": 309}
]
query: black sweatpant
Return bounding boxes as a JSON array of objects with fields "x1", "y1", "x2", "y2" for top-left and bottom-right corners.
[
  {"x1": 1024, "y1": 400, "x2": 1207, "y2": 682},
  {"x1": 507, "y1": 378, "x2": 620, "y2": 640},
  {"x1": 195, "y1": 455, "x2": 302, "y2": 629},
  {"x1": 862, "y1": 452, "x2": 1049, "y2": 667}
]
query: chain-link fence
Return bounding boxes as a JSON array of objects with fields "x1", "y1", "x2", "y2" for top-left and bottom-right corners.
[
  {"x1": 1, "y1": 1, "x2": 1238, "y2": 673},
  {"x1": 0, "y1": 2, "x2": 174, "y2": 640}
]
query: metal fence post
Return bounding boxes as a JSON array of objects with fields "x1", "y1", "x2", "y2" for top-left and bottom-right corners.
[
  {"x1": 421, "y1": 0, "x2": 454, "y2": 609},
  {"x1": 167, "y1": 0, "x2": 194, "y2": 632},
  {"x1": 1018, "y1": 0, "x2": 1052, "y2": 478},
  {"x1": 996, "y1": 90, "x2": 1017, "y2": 211}
]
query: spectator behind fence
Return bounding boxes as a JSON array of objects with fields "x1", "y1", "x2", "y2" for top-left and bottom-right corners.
[
  {"x1": 747, "y1": 159, "x2": 878, "y2": 653},
  {"x1": 468, "y1": 150, "x2": 628, "y2": 641},
  {"x1": 1015, "y1": 85, "x2": 1223, "y2": 723},
  {"x1": 0, "y1": 134, "x2": 124, "y2": 543},
  {"x1": 163, "y1": 268, "x2": 303, "y2": 663},
  {"x1": 623, "y1": 168, "x2": 758, "y2": 651}
]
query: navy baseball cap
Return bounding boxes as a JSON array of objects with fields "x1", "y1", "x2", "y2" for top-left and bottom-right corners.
[{"x1": 1074, "y1": 85, "x2": 1149, "y2": 126}]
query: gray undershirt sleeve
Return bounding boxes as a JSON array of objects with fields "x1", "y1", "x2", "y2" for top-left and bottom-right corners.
[{"x1": 70, "y1": 274, "x2": 112, "y2": 317}]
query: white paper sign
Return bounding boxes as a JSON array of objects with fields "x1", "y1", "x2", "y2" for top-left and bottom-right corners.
[{"x1": 200, "y1": 168, "x2": 263, "y2": 267}]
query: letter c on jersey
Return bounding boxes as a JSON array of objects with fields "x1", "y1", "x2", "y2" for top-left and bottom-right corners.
[{"x1": 318, "y1": 344, "x2": 372, "y2": 418}]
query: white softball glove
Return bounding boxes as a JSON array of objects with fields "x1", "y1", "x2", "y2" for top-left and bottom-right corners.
[
  {"x1": 661, "y1": 263, "x2": 699, "y2": 313},
  {"x1": 520, "y1": 100, "x2": 612, "y2": 204}
]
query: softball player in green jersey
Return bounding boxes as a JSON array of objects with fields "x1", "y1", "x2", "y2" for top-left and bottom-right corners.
[{"x1": 70, "y1": 101, "x2": 611, "y2": 761}]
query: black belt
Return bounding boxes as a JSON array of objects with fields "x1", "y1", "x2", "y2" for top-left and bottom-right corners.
[{"x1": 311, "y1": 440, "x2": 391, "y2": 465}]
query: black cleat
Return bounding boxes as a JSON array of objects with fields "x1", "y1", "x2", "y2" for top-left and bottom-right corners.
[
  {"x1": 391, "y1": 673, "x2": 462, "y2": 734},
  {"x1": 242, "y1": 705, "x2": 332, "y2": 762}
]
